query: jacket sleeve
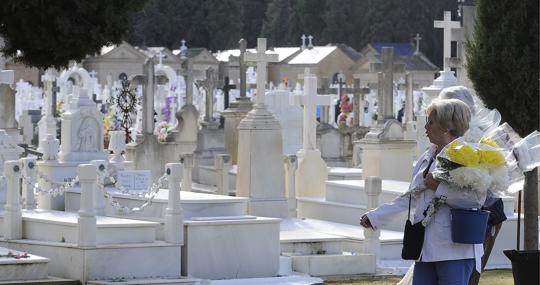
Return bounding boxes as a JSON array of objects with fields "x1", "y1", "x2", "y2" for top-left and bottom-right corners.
[
  {"x1": 434, "y1": 181, "x2": 486, "y2": 209},
  {"x1": 365, "y1": 194, "x2": 411, "y2": 230}
]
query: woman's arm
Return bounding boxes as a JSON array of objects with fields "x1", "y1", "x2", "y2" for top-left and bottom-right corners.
[{"x1": 363, "y1": 194, "x2": 411, "y2": 230}]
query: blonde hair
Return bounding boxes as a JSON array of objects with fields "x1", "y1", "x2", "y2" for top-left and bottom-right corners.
[{"x1": 426, "y1": 99, "x2": 471, "y2": 137}]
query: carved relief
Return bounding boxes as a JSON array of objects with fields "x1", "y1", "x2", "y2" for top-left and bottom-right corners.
[{"x1": 76, "y1": 117, "x2": 100, "y2": 152}]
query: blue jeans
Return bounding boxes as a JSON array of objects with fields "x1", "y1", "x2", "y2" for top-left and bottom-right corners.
[{"x1": 413, "y1": 259, "x2": 475, "y2": 285}]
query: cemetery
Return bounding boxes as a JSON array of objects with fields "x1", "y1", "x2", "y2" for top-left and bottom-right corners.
[{"x1": 0, "y1": 1, "x2": 538, "y2": 285}]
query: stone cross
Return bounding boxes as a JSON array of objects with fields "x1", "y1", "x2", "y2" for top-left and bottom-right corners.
[
  {"x1": 157, "y1": 51, "x2": 165, "y2": 66},
  {"x1": 307, "y1": 35, "x2": 314, "y2": 49},
  {"x1": 291, "y1": 69, "x2": 332, "y2": 150},
  {"x1": 244, "y1": 38, "x2": 278, "y2": 107},
  {"x1": 348, "y1": 79, "x2": 370, "y2": 127},
  {"x1": 221, "y1": 76, "x2": 236, "y2": 109},
  {"x1": 413, "y1": 33, "x2": 422, "y2": 54},
  {"x1": 301, "y1": 34, "x2": 307, "y2": 49},
  {"x1": 238, "y1": 38, "x2": 248, "y2": 99},
  {"x1": 89, "y1": 70, "x2": 98, "y2": 78},
  {"x1": 370, "y1": 47, "x2": 406, "y2": 122},
  {"x1": 196, "y1": 67, "x2": 218, "y2": 125},
  {"x1": 434, "y1": 11, "x2": 461, "y2": 70},
  {"x1": 183, "y1": 59, "x2": 194, "y2": 105},
  {"x1": 317, "y1": 77, "x2": 334, "y2": 125}
]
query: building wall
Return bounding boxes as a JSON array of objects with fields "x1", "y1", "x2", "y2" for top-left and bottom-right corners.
[{"x1": 5, "y1": 63, "x2": 40, "y2": 86}]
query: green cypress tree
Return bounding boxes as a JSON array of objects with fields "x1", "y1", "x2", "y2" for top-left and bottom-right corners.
[
  {"x1": 261, "y1": 0, "x2": 294, "y2": 47},
  {"x1": 466, "y1": 0, "x2": 539, "y2": 249}
]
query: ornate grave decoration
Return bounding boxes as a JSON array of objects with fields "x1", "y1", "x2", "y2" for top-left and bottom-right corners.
[{"x1": 107, "y1": 76, "x2": 139, "y2": 143}]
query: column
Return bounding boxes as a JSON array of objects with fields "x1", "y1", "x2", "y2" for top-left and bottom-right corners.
[
  {"x1": 4, "y1": 160, "x2": 22, "y2": 239},
  {"x1": 77, "y1": 164, "x2": 97, "y2": 247},
  {"x1": 284, "y1": 155, "x2": 298, "y2": 218},
  {"x1": 164, "y1": 163, "x2": 184, "y2": 244},
  {"x1": 181, "y1": 154, "x2": 194, "y2": 192},
  {"x1": 90, "y1": 160, "x2": 108, "y2": 216},
  {"x1": 21, "y1": 157, "x2": 37, "y2": 209},
  {"x1": 215, "y1": 154, "x2": 231, "y2": 196},
  {"x1": 363, "y1": 176, "x2": 381, "y2": 257}
]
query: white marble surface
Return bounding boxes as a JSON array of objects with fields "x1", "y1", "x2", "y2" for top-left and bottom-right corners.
[
  {"x1": 183, "y1": 216, "x2": 281, "y2": 279},
  {"x1": 0, "y1": 247, "x2": 49, "y2": 281},
  {"x1": 327, "y1": 167, "x2": 363, "y2": 180},
  {"x1": 325, "y1": 179, "x2": 410, "y2": 206},
  {"x1": 0, "y1": 240, "x2": 181, "y2": 283}
]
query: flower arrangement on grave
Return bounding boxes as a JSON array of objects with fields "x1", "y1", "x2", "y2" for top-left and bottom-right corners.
[
  {"x1": 154, "y1": 121, "x2": 174, "y2": 143},
  {"x1": 54, "y1": 100, "x2": 65, "y2": 117},
  {"x1": 162, "y1": 96, "x2": 176, "y2": 123},
  {"x1": 337, "y1": 95, "x2": 353, "y2": 128}
]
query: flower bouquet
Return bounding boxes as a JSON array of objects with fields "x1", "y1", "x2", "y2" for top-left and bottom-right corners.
[
  {"x1": 432, "y1": 137, "x2": 509, "y2": 196},
  {"x1": 154, "y1": 121, "x2": 174, "y2": 143}
]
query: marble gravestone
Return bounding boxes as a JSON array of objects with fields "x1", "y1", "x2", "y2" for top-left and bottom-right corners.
[
  {"x1": 0, "y1": 69, "x2": 21, "y2": 141},
  {"x1": 222, "y1": 38, "x2": 254, "y2": 165},
  {"x1": 0, "y1": 130, "x2": 24, "y2": 210},
  {"x1": 355, "y1": 48, "x2": 416, "y2": 181},
  {"x1": 236, "y1": 38, "x2": 287, "y2": 218},
  {"x1": 290, "y1": 69, "x2": 332, "y2": 197},
  {"x1": 265, "y1": 87, "x2": 303, "y2": 155}
]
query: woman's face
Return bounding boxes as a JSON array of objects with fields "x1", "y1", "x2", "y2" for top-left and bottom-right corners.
[{"x1": 425, "y1": 111, "x2": 448, "y2": 146}]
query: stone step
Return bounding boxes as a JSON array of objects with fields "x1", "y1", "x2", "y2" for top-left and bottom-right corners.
[
  {"x1": 0, "y1": 276, "x2": 80, "y2": 285},
  {"x1": 325, "y1": 179, "x2": 410, "y2": 206},
  {"x1": 87, "y1": 277, "x2": 199, "y2": 285},
  {"x1": 0, "y1": 247, "x2": 49, "y2": 282},
  {"x1": 197, "y1": 165, "x2": 362, "y2": 191},
  {"x1": 290, "y1": 253, "x2": 376, "y2": 276},
  {"x1": 65, "y1": 188, "x2": 247, "y2": 221},
  {"x1": 0, "y1": 210, "x2": 158, "y2": 244}
]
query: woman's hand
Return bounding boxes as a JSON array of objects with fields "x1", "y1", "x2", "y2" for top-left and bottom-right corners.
[
  {"x1": 424, "y1": 173, "x2": 440, "y2": 190},
  {"x1": 360, "y1": 214, "x2": 373, "y2": 229}
]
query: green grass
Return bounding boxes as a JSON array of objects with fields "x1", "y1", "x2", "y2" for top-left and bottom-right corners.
[{"x1": 323, "y1": 269, "x2": 514, "y2": 285}]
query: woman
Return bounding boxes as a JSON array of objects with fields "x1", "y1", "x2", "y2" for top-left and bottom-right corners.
[{"x1": 360, "y1": 99, "x2": 486, "y2": 285}]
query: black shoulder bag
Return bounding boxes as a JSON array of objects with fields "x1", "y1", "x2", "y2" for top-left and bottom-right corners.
[
  {"x1": 401, "y1": 193, "x2": 426, "y2": 260},
  {"x1": 401, "y1": 157, "x2": 433, "y2": 260}
]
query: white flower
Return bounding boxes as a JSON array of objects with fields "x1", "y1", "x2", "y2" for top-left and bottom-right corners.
[{"x1": 448, "y1": 167, "x2": 492, "y2": 194}]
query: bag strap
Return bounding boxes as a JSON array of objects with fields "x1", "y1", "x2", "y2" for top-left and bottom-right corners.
[{"x1": 407, "y1": 193, "x2": 412, "y2": 221}]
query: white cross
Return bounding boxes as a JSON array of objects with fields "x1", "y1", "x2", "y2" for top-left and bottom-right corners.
[
  {"x1": 156, "y1": 51, "x2": 166, "y2": 65},
  {"x1": 0, "y1": 70, "x2": 14, "y2": 85},
  {"x1": 308, "y1": 35, "x2": 314, "y2": 48},
  {"x1": 301, "y1": 34, "x2": 307, "y2": 49},
  {"x1": 244, "y1": 38, "x2": 278, "y2": 106},
  {"x1": 413, "y1": 33, "x2": 422, "y2": 54},
  {"x1": 290, "y1": 68, "x2": 332, "y2": 150},
  {"x1": 434, "y1": 11, "x2": 461, "y2": 70},
  {"x1": 89, "y1": 70, "x2": 98, "y2": 78}
]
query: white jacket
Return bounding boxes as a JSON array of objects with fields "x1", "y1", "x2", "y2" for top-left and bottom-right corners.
[{"x1": 365, "y1": 145, "x2": 486, "y2": 271}]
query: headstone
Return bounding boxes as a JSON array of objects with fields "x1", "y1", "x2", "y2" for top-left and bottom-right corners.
[
  {"x1": 174, "y1": 58, "x2": 199, "y2": 155},
  {"x1": 290, "y1": 69, "x2": 332, "y2": 197},
  {"x1": 369, "y1": 47, "x2": 406, "y2": 123},
  {"x1": 196, "y1": 68, "x2": 219, "y2": 129},
  {"x1": 0, "y1": 69, "x2": 20, "y2": 141},
  {"x1": 236, "y1": 38, "x2": 286, "y2": 218},
  {"x1": 222, "y1": 39, "x2": 254, "y2": 164},
  {"x1": 37, "y1": 70, "x2": 58, "y2": 146},
  {"x1": 265, "y1": 89, "x2": 303, "y2": 155},
  {"x1": 58, "y1": 88, "x2": 107, "y2": 162}
]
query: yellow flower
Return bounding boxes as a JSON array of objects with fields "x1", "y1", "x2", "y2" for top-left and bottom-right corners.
[
  {"x1": 480, "y1": 137, "x2": 499, "y2": 148},
  {"x1": 478, "y1": 149, "x2": 506, "y2": 168},
  {"x1": 447, "y1": 140, "x2": 480, "y2": 166}
]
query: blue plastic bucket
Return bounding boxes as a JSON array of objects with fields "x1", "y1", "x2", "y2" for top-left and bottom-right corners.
[{"x1": 450, "y1": 208, "x2": 490, "y2": 244}]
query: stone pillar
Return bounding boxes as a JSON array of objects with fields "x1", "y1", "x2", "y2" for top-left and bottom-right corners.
[
  {"x1": 363, "y1": 177, "x2": 381, "y2": 257},
  {"x1": 4, "y1": 160, "x2": 22, "y2": 239},
  {"x1": 181, "y1": 154, "x2": 194, "y2": 192},
  {"x1": 215, "y1": 154, "x2": 231, "y2": 196},
  {"x1": 164, "y1": 163, "x2": 184, "y2": 244},
  {"x1": 77, "y1": 164, "x2": 97, "y2": 247},
  {"x1": 90, "y1": 160, "x2": 108, "y2": 216},
  {"x1": 284, "y1": 155, "x2": 298, "y2": 218},
  {"x1": 21, "y1": 157, "x2": 37, "y2": 210}
]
